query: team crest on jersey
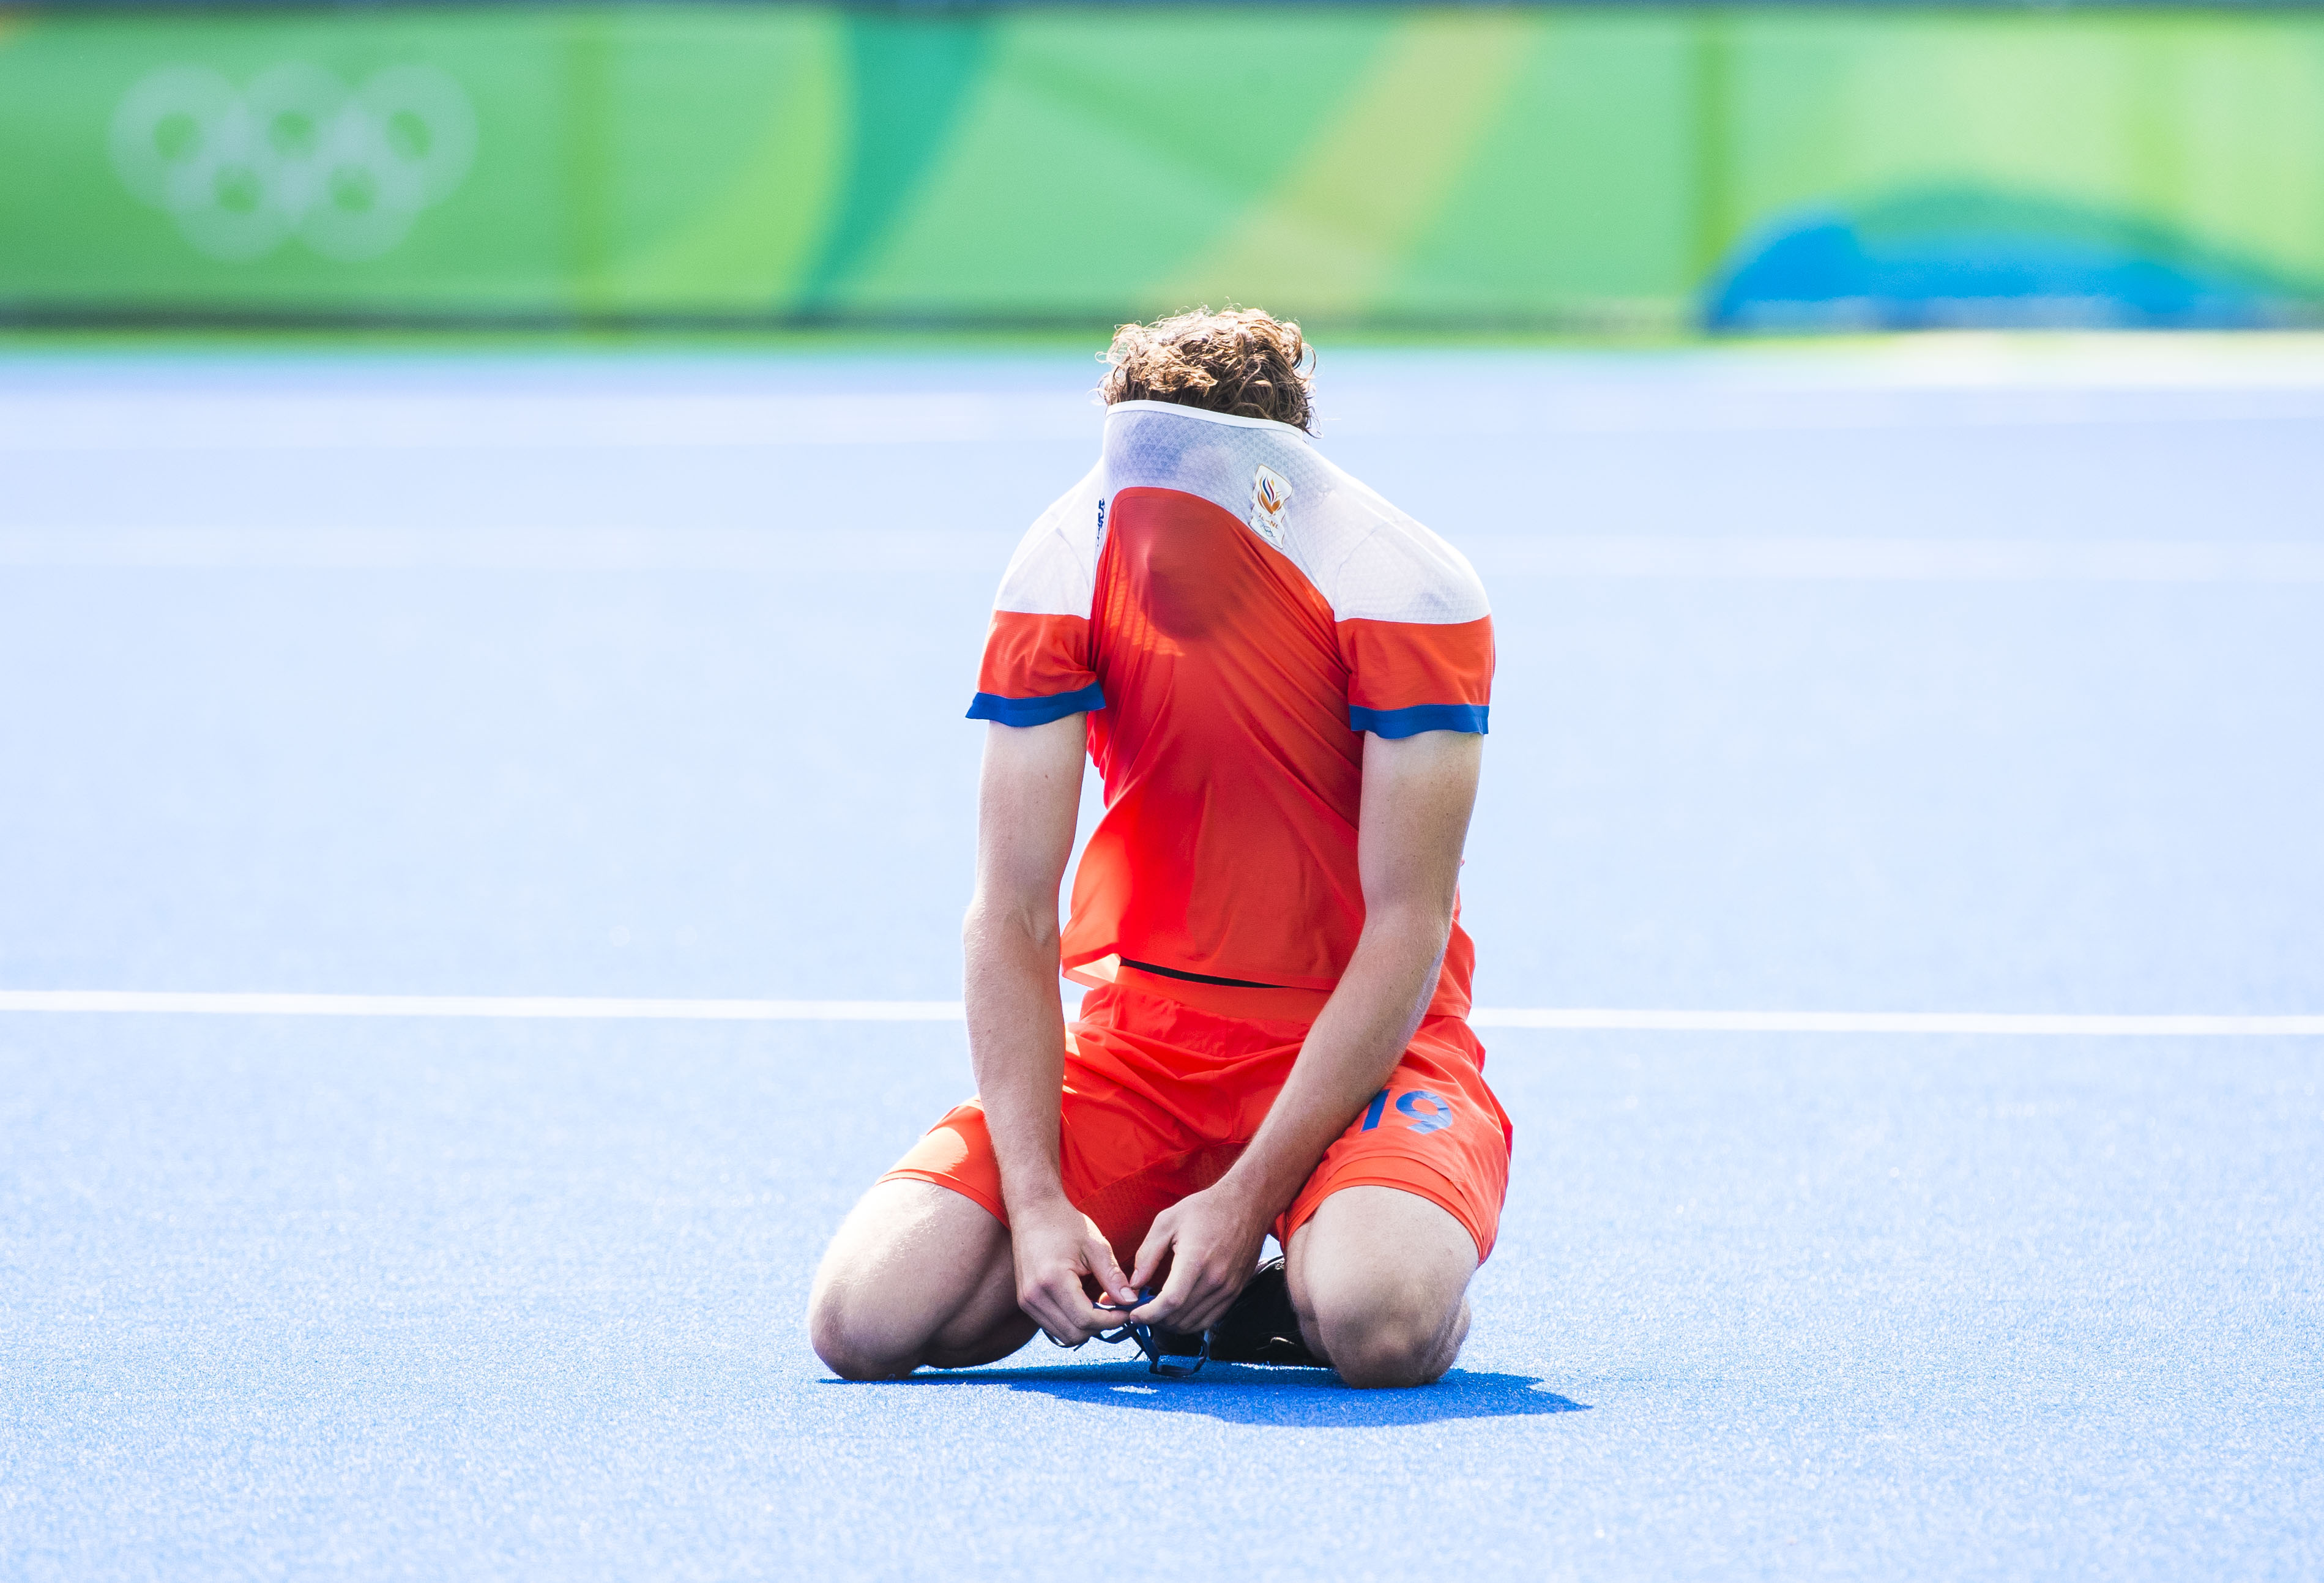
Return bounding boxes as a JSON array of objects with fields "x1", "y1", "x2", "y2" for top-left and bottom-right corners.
[{"x1": 1248, "y1": 464, "x2": 1292, "y2": 549}]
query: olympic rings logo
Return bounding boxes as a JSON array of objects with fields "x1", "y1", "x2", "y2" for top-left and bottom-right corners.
[{"x1": 110, "y1": 63, "x2": 476, "y2": 263}]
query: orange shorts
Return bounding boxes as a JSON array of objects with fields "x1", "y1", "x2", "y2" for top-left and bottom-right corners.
[{"x1": 881, "y1": 981, "x2": 1514, "y2": 1268}]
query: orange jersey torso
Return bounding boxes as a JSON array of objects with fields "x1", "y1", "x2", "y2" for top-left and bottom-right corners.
[{"x1": 968, "y1": 401, "x2": 1494, "y2": 1016}]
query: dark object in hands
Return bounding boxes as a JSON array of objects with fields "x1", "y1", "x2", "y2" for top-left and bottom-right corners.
[
  {"x1": 1095, "y1": 1292, "x2": 1210, "y2": 1377},
  {"x1": 1076, "y1": 1257, "x2": 1324, "y2": 1377}
]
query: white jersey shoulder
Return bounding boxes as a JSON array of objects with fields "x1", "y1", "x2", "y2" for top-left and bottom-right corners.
[
  {"x1": 993, "y1": 461, "x2": 1103, "y2": 617},
  {"x1": 1098, "y1": 400, "x2": 1488, "y2": 625}
]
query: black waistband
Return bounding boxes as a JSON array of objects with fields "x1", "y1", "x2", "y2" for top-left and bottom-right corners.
[{"x1": 1118, "y1": 958, "x2": 1286, "y2": 991}]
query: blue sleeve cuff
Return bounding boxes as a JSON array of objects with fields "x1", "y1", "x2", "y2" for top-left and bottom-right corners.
[
  {"x1": 967, "y1": 683, "x2": 1105, "y2": 726},
  {"x1": 1349, "y1": 702, "x2": 1489, "y2": 738}
]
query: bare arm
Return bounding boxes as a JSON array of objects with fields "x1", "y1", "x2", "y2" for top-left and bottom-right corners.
[
  {"x1": 963, "y1": 715, "x2": 1139, "y2": 1342},
  {"x1": 1129, "y1": 728, "x2": 1483, "y2": 1330}
]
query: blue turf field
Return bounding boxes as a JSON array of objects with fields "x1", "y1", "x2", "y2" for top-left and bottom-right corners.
[{"x1": 2, "y1": 340, "x2": 2321, "y2": 1578}]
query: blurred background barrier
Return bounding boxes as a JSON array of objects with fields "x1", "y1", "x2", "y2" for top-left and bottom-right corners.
[{"x1": 3, "y1": 4, "x2": 2320, "y2": 331}]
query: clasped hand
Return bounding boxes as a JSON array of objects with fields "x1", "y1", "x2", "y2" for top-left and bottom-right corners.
[
  {"x1": 1012, "y1": 1179, "x2": 1272, "y2": 1346},
  {"x1": 1009, "y1": 1199, "x2": 1138, "y2": 1347},
  {"x1": 1127, "y1": 1177, "x2": 1273, "y2": 1333}
]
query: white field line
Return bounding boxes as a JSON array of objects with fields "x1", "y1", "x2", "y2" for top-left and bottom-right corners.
[
  {"x1": 0, "y1": 990, "x2": 2317, "y2": 1035},
  {"x1": 0, "y1": 524, "x2": 1019, "y2": 573},
  {"x1": 1467, "y1": 1008, "x2": 2324, "y2": 1036},
  {"x1": 4, "y1": 381, "x2": 2323, "y2": 452},
  {"x1": 6, "y1": 528, "x2": 2323, "y2": 583},
  {"x1": 0, "y1": 393, "x2": 1103, "y2": 451},
  {"x1": 0, "y1": 991, "x2": 966, "y2": 1021},
  {"x1": 1474, "y1": 537, "x2": 2324, "y2": 583}
]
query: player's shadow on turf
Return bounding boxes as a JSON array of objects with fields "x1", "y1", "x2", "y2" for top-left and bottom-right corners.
[{"x1": 857, "y1": 1361, "x2": 1590, "y2": 1426}]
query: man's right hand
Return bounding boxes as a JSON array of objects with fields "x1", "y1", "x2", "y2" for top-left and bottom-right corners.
[{"x1": 1010, "y1": 1198, "x2": 1139, "y2": 1346}]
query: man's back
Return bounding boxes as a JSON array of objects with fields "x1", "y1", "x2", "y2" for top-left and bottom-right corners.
[{"x1": 971, "y1": 401, "x2": 1495, "y2": 1007}]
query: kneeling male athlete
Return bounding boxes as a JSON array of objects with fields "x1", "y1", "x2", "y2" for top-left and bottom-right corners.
[{"x1": 810, "y1": 309, "x2": 1510, "y2": 1388}]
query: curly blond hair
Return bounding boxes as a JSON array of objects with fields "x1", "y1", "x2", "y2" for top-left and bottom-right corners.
[{"x1": 1100, "y1": 307, "x2": 1316, "y2": 433}]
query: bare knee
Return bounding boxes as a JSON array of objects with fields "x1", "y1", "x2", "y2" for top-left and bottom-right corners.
[
  {"x1": 1287, "y1": 1185, "x2": 1480, "y2": 1390},
  {"x1": 810, "y1": 1280, "x2": 1032, "y2": 1379},
  {"x1": 808, "y1": 1281, "x2": 919, "y2": 1381},
  {"x1": 1313, "y1": 1288, "x2": 1467, "y2": 1389},
  {"x1": 807, "y1": 1179, "x2": 1022, "y2": 1381}
]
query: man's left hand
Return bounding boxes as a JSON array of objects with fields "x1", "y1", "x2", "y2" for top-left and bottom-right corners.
[{"x1": 1127, "y1": 1177, "x2": 1274, "y2": 1334}]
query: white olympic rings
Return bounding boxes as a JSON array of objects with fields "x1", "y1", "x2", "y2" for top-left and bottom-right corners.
[{"x1": 110, "y1": 62, "x2": 477, "y2": 263}]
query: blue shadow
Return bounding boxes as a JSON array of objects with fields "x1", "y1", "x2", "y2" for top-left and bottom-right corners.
[{"x1": 836, "y1": 1361, "x2": 1591, "y2": 1427}]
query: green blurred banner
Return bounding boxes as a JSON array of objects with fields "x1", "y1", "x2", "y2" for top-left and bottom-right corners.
[{"x1": 3, "y1": 6, "x2": 2320, "y2": 327}]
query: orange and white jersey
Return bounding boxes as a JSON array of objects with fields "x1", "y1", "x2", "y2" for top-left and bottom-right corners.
[{"x1": 967, "y1": 400, "x2": 1494, "y2": 1013}]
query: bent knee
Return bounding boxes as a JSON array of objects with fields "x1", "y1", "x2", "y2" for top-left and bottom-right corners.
[
  {"x1": 808, "y1": 1285, "x2": 920, "y2": 1381},
  {"x1": 1311, "y1": 1273, "x2": 1469, "y2": 1385},
  {"x1": 1329, "y1": 1311, "x2": 1450, "y2": 1385}
]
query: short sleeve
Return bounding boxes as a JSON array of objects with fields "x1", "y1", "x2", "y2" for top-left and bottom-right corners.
[
  {"x1": 1338, "y1": 615, "x2": 1494, "y2": 737},
  {"x1": 966, "y1": 465, "x2": 1106, "y2": 726},
  {"x1": 969, "y1": 612, "x2": 1101, "y2": 725},
  {"x1": 1308, "y1": 493, "x2": 1491, "y2": 737}
]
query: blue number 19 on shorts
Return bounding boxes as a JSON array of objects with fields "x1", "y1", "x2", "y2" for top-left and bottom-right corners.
[{"x1": 1360, "y1": 1087, "x2": 1454, "y2": 1136}]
